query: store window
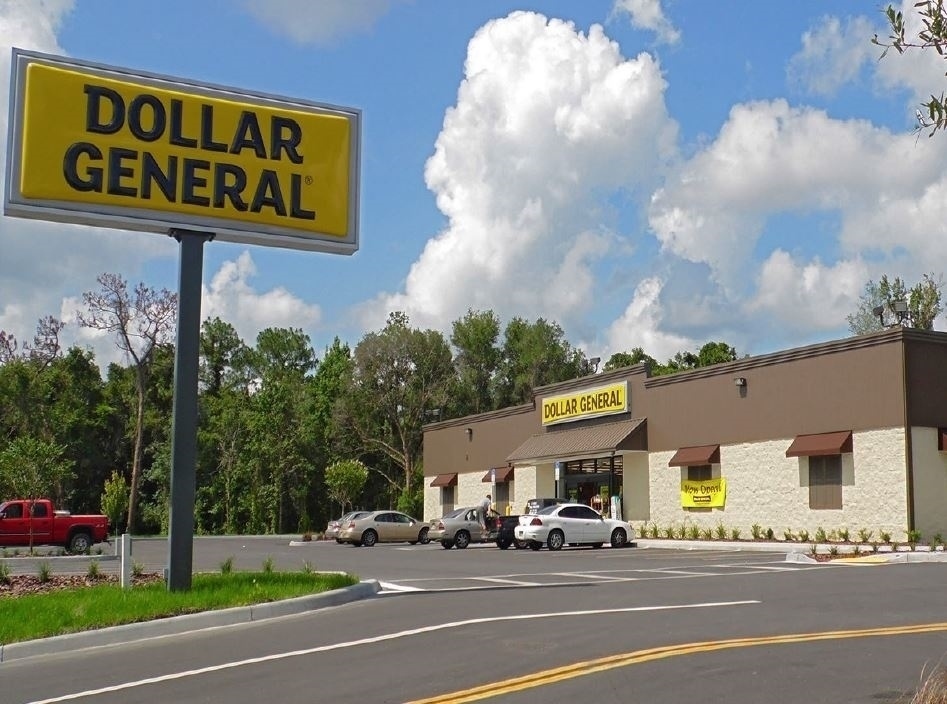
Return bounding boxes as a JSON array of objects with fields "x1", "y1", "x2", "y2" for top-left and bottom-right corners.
[
  {"x1": 687, "y1": 464, "x2": 712, "y2": 481},
  {"x1": 440, "y1": 486, "x2": 455, "y2": 513},
  {"x1": 808, "y1": 455, "x2": 842, "y2": 510}
]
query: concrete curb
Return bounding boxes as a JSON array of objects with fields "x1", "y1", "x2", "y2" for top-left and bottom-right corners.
[
  {"x1": 636, "y1": 539, "x2": 947, "y2": 563},
  {"x1": 0, "y1": 579, "x2": 381, "y2": 663}
]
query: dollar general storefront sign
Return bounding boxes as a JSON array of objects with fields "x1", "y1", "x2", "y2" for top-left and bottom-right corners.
[
  {"x1": 541, "y1": 381, "x2": 628, "y2": 426},
  {"x1": 680, "y1": 478, "x2": 727, "y2": 508},
  {"x1": 4, "y1": 49, "x2": 360, "y2": 254}
]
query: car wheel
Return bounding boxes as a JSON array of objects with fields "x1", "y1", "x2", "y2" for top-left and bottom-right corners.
[
  {"x1": 68, "y1": 531, "x2": 92, "y2": 554},
  {"x1": 528, "y1": 540, "x2": 542, "y2": 551},
  {"x1": 352, "y1": 541, "x2": 362, "y2": 547},
  {"x1": 547, "y1": 530, "x2": 564, "y2": 551},
  {"x1": 514, "y1": 539, "x2": 529, "y2": 550},
  {"x1": 418, "y1": 527, "x2": 430, "y2": 545},
  {"x1": 454, "y1": 530, "x2": 471, "y2": 549},
  {"x1": 610, "y1": 528, "x2": 628, "y2": 548},
  {"x1": 441, "y1": 540, "x2": 454, "y2": 549},
  {"x1": 335, "y1": 538, "x2": 343, "y2": 544},
  {"x1": 497, "y1": 539, "x2": 511, "y2": 550},
  {"x1": 362, "y1": 529, "x2": 378, "y2": 547}
]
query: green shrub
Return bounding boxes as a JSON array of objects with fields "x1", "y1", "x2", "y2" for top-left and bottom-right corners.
[
  {"x1": 880, "y1": 530, "x2": 892, "y2": 544},
  {"x1": 908, "y1": 530, "x2": 922, "y2": 548},
  {"x1": 715, "y1": 523, "x2": 728, "y2": 540},
  {"x1": 87, "y1": 560, "x2": 100, "y2": 579},
  {"x1": 809, "y1": 543, "x2": 818, "y2": 555},
  {"x1": 797, "y1": 529, "x2": 810, "y2": 542},
  {"x1": 648, "y1": 522, "x2": 660, "y2": 539},
  {"x1": 783, "y1": 529, "x2": 795, "y2": 542},
  {"x1": 751, "y1": 524, "x2": 763, "y2": 540},
  {"x1": 857, "y1": 528, "x2": 873, "y2": 544},
  {"x1": 700, "y1": 528, "x2": 713, "y2": 541},
  {"x1": 932, "y1": 533, "x2": 944, "y2": 548},
  {"x1": 838, "y1": 528, "x2": 850, "y2": 542},
  {"x1": 38, "y1": 561, "x2": 51, "y2": 583},
  {"x1": 132, "y1": 561, "x2": 144, "y2": 577},
  {"x1": 764, "y1": 527, "x2": 774, "y2": 540},
  {"x1": 220, "y1": 556, "x2": 234, "y2": 575},
  {"x1": 302, "y1": 561, "x2": 314, "y2": 574},
  {"x1": 828, "y1": 545, "x2": 839, "y2": 556},
  {"x1": 0, "y1": 562, "x2": 9, "y2": 584},
  {"x1": 815, "y1": 527, "x2": 827, "y2": 543},
  {"x1": 730, "y1": 528, "x2": 741, "y2": 541},
  {"x1": 262, "y1": 557, "x2": 274, "y2": 574},
  {"x1": 675, "y1": 524, "x2": 687, "y2": 540},
  {"x1": 687, "y1": 525, "x2": 700, "y2": 540},
  {"x1": 663, "y1": 525, "x2": 675, "y2": 539}
]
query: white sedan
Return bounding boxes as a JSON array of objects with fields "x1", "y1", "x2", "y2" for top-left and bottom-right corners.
[{"x1": 514, "y1": 502, "x2": 632, "y2": 551}]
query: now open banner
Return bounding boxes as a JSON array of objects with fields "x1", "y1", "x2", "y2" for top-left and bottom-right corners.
[{"x1": 680, "y1": 477, "x2": 726, "y2": 508}]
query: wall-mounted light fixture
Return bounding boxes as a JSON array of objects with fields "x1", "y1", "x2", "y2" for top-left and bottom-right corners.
[
  {"x1": 733, "y1": 377, "x2": 747, "y2": 387},
  {"x1": 872, "y1": 305, "x2": 885, "y2": 327},
  {"x1": 893, "y1": 299, "x2": 909, "y2": 326},
  {"x1": 465, "y1": 427, "x2": 473, "y2": 440}
]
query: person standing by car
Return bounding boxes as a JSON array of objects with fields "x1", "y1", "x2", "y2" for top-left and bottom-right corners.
[{"x1": 478, "y1": 493, "x2": 492, "y2": 535}]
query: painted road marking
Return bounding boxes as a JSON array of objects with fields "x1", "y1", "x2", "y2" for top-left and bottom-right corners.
[
  {"x1": 471, "y1": 577, "x2": 542, "y2": 586},
  {"x1": 405, "y1": 622, "x2": 947, "y2": 704},
  {"x1": 21, "y1": 601, "x2": 759, "y2": 704}
]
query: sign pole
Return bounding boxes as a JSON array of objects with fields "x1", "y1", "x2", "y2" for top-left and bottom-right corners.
[{"x1": 167, "y1": 228, "x2": 213, "y2": 591}]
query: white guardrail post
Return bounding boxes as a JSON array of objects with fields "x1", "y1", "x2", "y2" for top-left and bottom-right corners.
[{"x1": 120, "y1": 533, "x2": 132, "y2": 589}]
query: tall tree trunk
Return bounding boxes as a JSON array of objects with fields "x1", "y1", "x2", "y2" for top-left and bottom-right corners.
[{"x1": 126, "y1": 382, "x2": 146, "y2": 532}]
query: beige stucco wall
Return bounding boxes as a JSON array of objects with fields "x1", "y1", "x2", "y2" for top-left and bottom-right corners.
[
  {"x1": 644, "y1": 429, "x2": 907, "y2": 540},
  {"x1": 623, "y1": 451, "x2": 650, "y2": 523},
  {"x1": 911, "y1": 427, "x2": 947, "y2": 540}
]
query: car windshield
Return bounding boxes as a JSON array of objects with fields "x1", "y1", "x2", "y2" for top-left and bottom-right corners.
[
  {"x1": 442, "y1": 508, "x2": 467, "y2": 519},
  {"x1": 537, "y1": 505, "x2": 561, "y2": 516}
]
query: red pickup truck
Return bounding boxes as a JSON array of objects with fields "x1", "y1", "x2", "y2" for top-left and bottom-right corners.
[{"x1": 0, "y1": 499, "x2": 109, "y2": 553}]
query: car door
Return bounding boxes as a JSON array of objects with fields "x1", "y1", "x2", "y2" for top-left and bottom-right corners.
[
  {"x1": 0, "y1": 501, "x2": 28, "y2": 545},
  {"x1": 27, "y1": 500, "x2": 53, "y2": 543},
  {"x1": 463, "y1": 508, "x2": 484, "y2": 539},
  {"x1": 394, "y1": 512, "x2": 419, "y2": 541},
  {"x1": 574, "y1": 505, "x2": 606, "y2": 542},
  {"x1": 372, "y1": 512, "x2": 394, "y2": 542},
  {"x1": 555, "y1": 506, "x2": 586, "y2": 542}
]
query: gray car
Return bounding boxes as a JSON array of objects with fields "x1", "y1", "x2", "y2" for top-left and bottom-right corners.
[{"x1": 428, "y1": 506, "x2": 499, "y2": 549}]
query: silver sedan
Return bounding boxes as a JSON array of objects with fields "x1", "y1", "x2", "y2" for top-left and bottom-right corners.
[
  {"x1": 337, "y1": 510, "x2": 431, "y2": 547},
  {"x1": 428, "y1": 506, "x2": 498, "y2": 549}
]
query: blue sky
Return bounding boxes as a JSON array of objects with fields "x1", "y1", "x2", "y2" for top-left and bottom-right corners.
[{"x1": 2, "y1": 0, "x2": 945, "y2": 369}]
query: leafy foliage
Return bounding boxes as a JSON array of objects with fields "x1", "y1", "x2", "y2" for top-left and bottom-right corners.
[
  {"x1": 847, "y1": 274, "x2": 943, "y2": 334},
  {"x1": 874, "y1": 1, "x2": 947, "y2": 136},
  {"x1": 324, "y1": 459, "x2": 369, "y2": 513}
]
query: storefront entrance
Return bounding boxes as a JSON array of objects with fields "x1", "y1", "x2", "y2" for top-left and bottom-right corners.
[{"x1": 561, "y1": 455, "x2": 622, "y2": 515}]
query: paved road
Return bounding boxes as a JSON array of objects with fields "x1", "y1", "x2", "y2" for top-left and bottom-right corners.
[{"x1": 2, "y1": 538, "x2": 946, "y2": 703}]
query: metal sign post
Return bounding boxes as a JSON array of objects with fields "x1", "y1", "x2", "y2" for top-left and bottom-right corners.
[{"x1": 166, "y1": 229, "x2": 212, "y2": 591}]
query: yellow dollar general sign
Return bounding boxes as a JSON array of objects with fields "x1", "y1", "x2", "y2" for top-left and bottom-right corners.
[
  {"x1": 541, "y1": 381, "x2": 628, "y2": 426},
  {"x1": 4, "y1": 49, "x2": 360, "y2": 253},
  {"x1": 680, "y1": 478, "x2": 727, "y2": 508}
]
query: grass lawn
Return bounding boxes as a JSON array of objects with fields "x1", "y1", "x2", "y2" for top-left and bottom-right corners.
[{"x1": 0, "y1": 571, "x2": 359, "y2": 644}]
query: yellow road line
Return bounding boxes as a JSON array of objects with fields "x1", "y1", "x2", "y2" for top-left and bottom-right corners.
[{"x1": 405, "y1": 622, "x2": 947, "y2": 704}]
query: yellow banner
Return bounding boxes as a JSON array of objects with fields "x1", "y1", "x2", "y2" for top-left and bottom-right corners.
[
  {"x1": 541, "y1": 381, "x2": 628, "y2": 426},
  {"x1": 7, "y1": 52, "x2": 360, "y2": 252},
  {"x1": 680, "y1": 477, "x2": 726, "y2": 508}
]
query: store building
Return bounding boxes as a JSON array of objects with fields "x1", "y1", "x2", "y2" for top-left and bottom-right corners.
[{"x1": 422, "y1": 328, "x2": 947, "y2": 542}]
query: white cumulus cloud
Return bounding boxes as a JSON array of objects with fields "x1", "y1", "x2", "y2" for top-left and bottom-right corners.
[
  {"x1": 361, "y1": 11, "x2": 679, "y2": 341},
  {"x1": 612, "y1": 0, "x2": 680, "y2": 45},
  {"x1": 241, "y1": 0, "x2": 395, "y2": 46}
]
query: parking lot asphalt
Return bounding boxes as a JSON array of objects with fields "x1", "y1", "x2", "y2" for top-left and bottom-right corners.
[{"x1": 2, "y1": 536, "x2": 944, "y2": 663}]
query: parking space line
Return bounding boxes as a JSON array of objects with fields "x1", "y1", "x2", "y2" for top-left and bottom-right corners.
[{"x1": 472, "y1": 577, "x2": 542, "y2": 586}]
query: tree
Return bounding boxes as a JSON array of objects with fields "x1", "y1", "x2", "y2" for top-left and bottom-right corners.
[
  {"x1": 77, "y1": 273, "x2": 177, "y2": 532},
  {"x1": 450, "y1": 309, "x2": 501, "y2": 415},
  {"x1": 874, "y1": 1, "x2": 947, "y2": 136},
  {"x1": 847, "y1": 274, "x2": 943, "y2": 334},
  {"x1": 696, "y1": 341, "x2": 738, "y2": 367},
  {"x1": 493, "y1": 317, "x2": 586, "y2": 406},
  {"x1": 337, "y1": 312, "x2": 454, "y2": 496},
  {"x1": 100, "y1": 470, "x2": 129, "y2": 535},
  {"x1": 0, "y1": 436, "x2": 71, "y2": 552},
  {"x1": 324, "y1": 459, "x2": 369, "y2": 514},
  {"x1": 604, "y1": 348, "x2": 657, "y2": 372}
]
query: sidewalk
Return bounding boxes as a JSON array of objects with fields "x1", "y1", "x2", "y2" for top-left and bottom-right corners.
[{"x1": 635, "y1": 537, "x2": 947, "y2": 562}]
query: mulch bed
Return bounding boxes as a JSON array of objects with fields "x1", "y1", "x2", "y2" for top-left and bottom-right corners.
[{"x1": 0, "y1": 573, "x2": 165, "y2": 598}]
